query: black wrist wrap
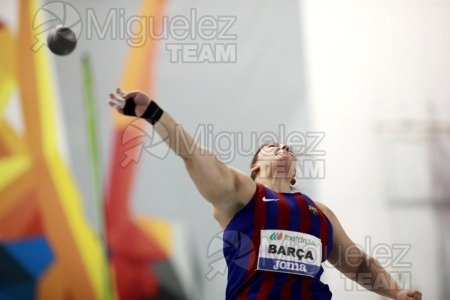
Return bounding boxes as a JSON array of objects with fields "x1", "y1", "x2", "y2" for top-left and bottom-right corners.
[
  {"x1": 142, "y1": 101, "x2": 164, "y2": 125},
  {"x1": 123, "y1": 99, "x2": 164, "y2": 125}
]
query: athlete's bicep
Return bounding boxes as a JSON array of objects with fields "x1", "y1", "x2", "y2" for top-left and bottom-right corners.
[{"x1": 184, "y1": 149, "x2": 256, "y2": 207}]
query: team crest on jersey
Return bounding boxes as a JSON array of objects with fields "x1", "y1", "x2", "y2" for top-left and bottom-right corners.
[{"x1": 308, "y1": 205, "x2": 319, "y2": 215}]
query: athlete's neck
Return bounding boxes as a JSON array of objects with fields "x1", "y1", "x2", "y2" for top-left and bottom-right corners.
[{"x1": 256, "y1": 178, "x2": 291, "y2": 193}]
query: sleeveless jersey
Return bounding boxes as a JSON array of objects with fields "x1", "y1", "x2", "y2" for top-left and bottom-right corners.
[{"x1": 223, "y1": 183, "x2": 334, "y2": 300}]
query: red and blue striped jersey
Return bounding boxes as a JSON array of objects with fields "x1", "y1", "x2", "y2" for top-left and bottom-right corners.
[{"x1": 223, "y1": 183, "x2": 334, "y2": 300}]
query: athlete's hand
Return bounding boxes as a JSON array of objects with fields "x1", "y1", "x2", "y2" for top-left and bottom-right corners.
[
  {"x1": 108, "y1": 88, "x2": 151, "y2": 117},
  {"x1": 396, "y1": 290, "x2": 422, "y2": 300}
]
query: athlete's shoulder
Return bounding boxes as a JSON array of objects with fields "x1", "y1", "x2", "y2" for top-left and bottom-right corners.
[{"x1": 311, "y1": 201, "x2": 337, "y2": 223}]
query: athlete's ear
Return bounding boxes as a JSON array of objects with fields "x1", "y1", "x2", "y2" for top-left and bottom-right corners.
[{"x1": 251, "y1": 165, "x2": 260, "y2": 178}]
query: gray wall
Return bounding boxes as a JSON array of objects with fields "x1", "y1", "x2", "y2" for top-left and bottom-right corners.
[{"x1": 300, "y1": 0, "x2": 450, "y2": 299}]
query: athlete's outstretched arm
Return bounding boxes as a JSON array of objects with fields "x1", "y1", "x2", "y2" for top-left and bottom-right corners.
[
  {"x1": 109, "y1": 89, "x2": 256, "y2": 226},
  {"x1": 316, "y1": 202, "x2": 422, "y2": 300}
]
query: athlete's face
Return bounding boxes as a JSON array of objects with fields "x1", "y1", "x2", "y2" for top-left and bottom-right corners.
[{"x1": 252, "y1": 143, "x2": 297, "y2": 179}]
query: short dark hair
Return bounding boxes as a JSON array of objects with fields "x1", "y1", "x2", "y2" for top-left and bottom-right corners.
[{"x1": 250, "y1": 143, "x2": 272, "y2": 180}]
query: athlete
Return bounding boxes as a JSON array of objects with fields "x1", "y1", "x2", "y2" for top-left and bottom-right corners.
[{"x1": 108, "y1": 89, "x2": 422, "y2": 300}]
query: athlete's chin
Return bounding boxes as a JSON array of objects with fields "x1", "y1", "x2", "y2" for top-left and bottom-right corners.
[
  {"x1": 273, "y1": 156, "x2": 295, "y2": 170},
  {"x1": 274, "y1": 154, "x2": 292, "y2": 164},
  {"x1": 272, "y1": 167, "x2": 292, "y2": 178},
  {"x1": 272, "y1": 173, "x2": 291, "y2": 179}
]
